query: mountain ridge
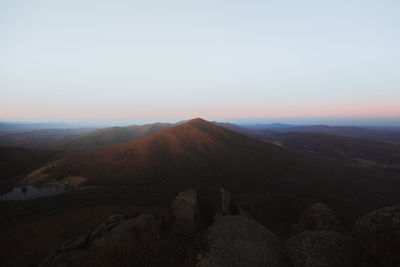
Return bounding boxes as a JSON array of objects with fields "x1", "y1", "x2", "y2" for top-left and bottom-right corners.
[
  {"x1": 28, "y1": 118, "x2": 303, "y2": 188},
  {"x1": 20, "y1": 118, "x2": 400, "y2": 207}
]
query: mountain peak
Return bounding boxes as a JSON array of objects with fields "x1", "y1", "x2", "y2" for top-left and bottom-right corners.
[
  {"x1": 185, "y1": 118, "x2": 218, "y2": 129},
  {"x1": 179, "y1": 118, "x2": 225, "y2": 134},
  {"x1": 187, "y1": 117, "x2": 208, "y2": 123}
]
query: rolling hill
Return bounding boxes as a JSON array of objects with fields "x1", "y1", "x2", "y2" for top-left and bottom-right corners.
[
  {"x1": 57, "y1": 122, "x2": 173, "y2": 151},
  {"x1": 278, "y1": 125, "x2": 400, "y2": 144},
  {"x1": 0, "y1": 128, "x2": 94, "y2": 150},
  {"x1": 0, "y1": 123, "x2": 173, "y2": 151}
]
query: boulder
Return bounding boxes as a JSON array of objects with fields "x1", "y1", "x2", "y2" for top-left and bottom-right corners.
[
  {"x1": 352, "y1": 241, "x2": 378, "y2": 267},
  {"x1": 292, "y1": 203, "x2": 342, "y2": 234},
  {"x1": 150, "y1": 238, "x2": 187, "y2": 267},
  {"x1": 130, "y1": 213, "x2": 164, "y2": 246},
  {"x1": 169, "y1": 189, "x2": 199, "y2": 240},
  {"x1": 285, "y1": 230, "x2": 353, "y2": 267},
  {"x1": 91, "y1": 213, "x2": 163, "y2": 248},
  {"x1": 89, "y1": 213, "x2": 125, "y2": 241},
  {"x1": 195, "y1": 215, "x2": 291, "y2": 267},
  {"x1": 237, "y1": 201, "x2": 253, "y2": 219},
  {"x1": 82, "y1": 214, "x2": 163, "y2": 266},
  {"x1": 57, "y1": 236, "x2": 87, "y2": 252},
  {"x1": 353, "y1": 205, "x2": 400, "y2": 267},
  {"x1": 217, "y1": 188, "x2": 234, "y2": 215},
  {"x1": 52, "y1": 249, "x2": 86, "y2": 265},
  {"x1": 40, "y1": 213, "x2": 164, "y2": 267}
]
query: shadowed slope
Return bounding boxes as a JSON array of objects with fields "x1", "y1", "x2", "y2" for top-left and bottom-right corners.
[{"x1": 0, "y1": 147, "x2": 63, "y2": 193}]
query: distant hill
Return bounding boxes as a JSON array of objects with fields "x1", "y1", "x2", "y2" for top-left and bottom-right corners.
[
  {"x1": 278, "y1": 125, "x2": 400, "y2": 144},
  {"x1": 0, "y1": 122, "x2": 81, "y2": 135},
  {"x1": 0, "y1": 123, "x2": 173, "y2": 151},
  {"x1": 238, "y1": 123, "x2": 295, "y2": 130},
  {"x1": 0, "y1": 128, "x2": 95, "y2": 150},
  {"x1": 57, "y1": 122, "x2": 173, "y2": 151},
  {"x1": 217, "y1": 123, "x2": 400, "y2": 170},
  {"x1": 258, "y1": 131, "x2": 400, "y2": 169}
]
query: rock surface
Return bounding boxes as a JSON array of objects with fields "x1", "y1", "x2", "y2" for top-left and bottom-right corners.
[
  {"x1": 353, "y1": 205, "x2": 400, "y2": 267},
  {"x1": 88, "y1": 213, "x2": 125, "y2": 241},
  {"x1": 169, "y1": 189, "x2": 200, "y2": 240},
  {"x1": 352, "y1": 241, "x2": 379, "y2": 267},
  {"x1": 292, "y1": 203, "x2": 343, "y2": 234},
  {"x1": 40, "y1": 213, "x2": 164, "y2": 267},
  {"x1": 57, "y1": 236, "x2": 87, "y2": 252},
  {"x1": 285, "y1": 230, "x2": 353, "y2": 267},
  {"x1": 196, "y1": 215, "x2": 291, "y2": 267},
  {"x1": 217, "y1": 188, "x2": 234, "y2": 216},
  {"x1": 237, "y1": 201, "x2": 253, "y2": 219}
]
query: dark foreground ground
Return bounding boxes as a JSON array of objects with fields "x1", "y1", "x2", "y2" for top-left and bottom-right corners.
[{"x1": 1, "y1": 181, "x2": 399, "y2": 266}]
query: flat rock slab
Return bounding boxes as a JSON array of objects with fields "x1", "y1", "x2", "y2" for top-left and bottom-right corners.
[{"x1": 197, "y1": 215, "x2": 291, "y2": 267}]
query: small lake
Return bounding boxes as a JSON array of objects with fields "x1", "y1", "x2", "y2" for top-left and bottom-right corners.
[{"x1": 0, "y1": 185, "x2": 66, "y2": 201}]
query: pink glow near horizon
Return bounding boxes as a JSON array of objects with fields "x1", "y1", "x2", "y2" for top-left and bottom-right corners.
[{"x1": 1, "y1": 100, "x2": 399, "y2": 122}]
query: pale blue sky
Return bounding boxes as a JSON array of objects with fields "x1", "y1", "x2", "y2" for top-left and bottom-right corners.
[{"x1": 0, "y1": 0, "x2": 399, "y2": 124}]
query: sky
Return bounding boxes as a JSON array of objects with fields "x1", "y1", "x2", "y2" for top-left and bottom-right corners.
[{"x1": 0, "y1": 0, "x2": 400, "y2": 125}]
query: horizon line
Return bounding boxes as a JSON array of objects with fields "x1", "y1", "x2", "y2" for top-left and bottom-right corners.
[{"x1": 1, "y1": 115, "x2": 400, "y2": 127}]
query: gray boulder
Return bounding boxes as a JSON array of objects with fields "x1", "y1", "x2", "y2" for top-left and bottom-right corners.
[
  {"x1": 292, "y1": 203, "x2": 343, "y2": 234},
  {"x1": 169, "y1": 189, "x2": 200, "y2": 240},
  {"x1": 353, "y1": 205, "x2": 400, "y2": 267},
  {"x1": 40, "y1": 213, "x2": 164, "y2": 267},
  {"x1": 285, "y1": 230, "x2": 353, "y2": 267},
  {"x1": 88, "y1": 213, "x2": 125, "y2": 241},
  {"x1": 237, "y1": 201, "x2": 253, "y2": 219},
  {"x1": 216, "y1": 188, "x2": 234, "y2": 216}
]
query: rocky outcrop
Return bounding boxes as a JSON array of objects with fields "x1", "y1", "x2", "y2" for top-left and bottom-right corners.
[
  {"x1": 216, "y1": 188, "x2": 234, "y2": 216},
  {"x1": 195, "y1": 215, "x2": 291, "y2": 267},
  {"x1": 237, "y1": 201, "x2": 253, "y2": 219},
  {"x1": 291, "y1": 203, "x2": 343, "y2": 234},
  {"x1": 37, "y1": 190, "x2": 400, "y2": 267},
  {"x1": 56, "y1": 235, "x2": 87, "y2": 252},
  {"x1": 88, "y1": 213, "x2": 125, "y2": 241},
  {"x1": 44, "y1": 189, "x2": 373, "y2": 267},
  {"x1": 285, "y1": 230, "x2": 353, "y2": 267},
  {"x1": 353, "y1": 205, "x2": 400, "y2": 267},
  {"x1": 168, "y1": 189, "x2": 200, "y2": 241},
  {"x1": 40, "y1": 213, "x2": 164, "y2": 267},
  {"x1": 352, "y1": 241, "x2": 378, "y2": 267}
]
